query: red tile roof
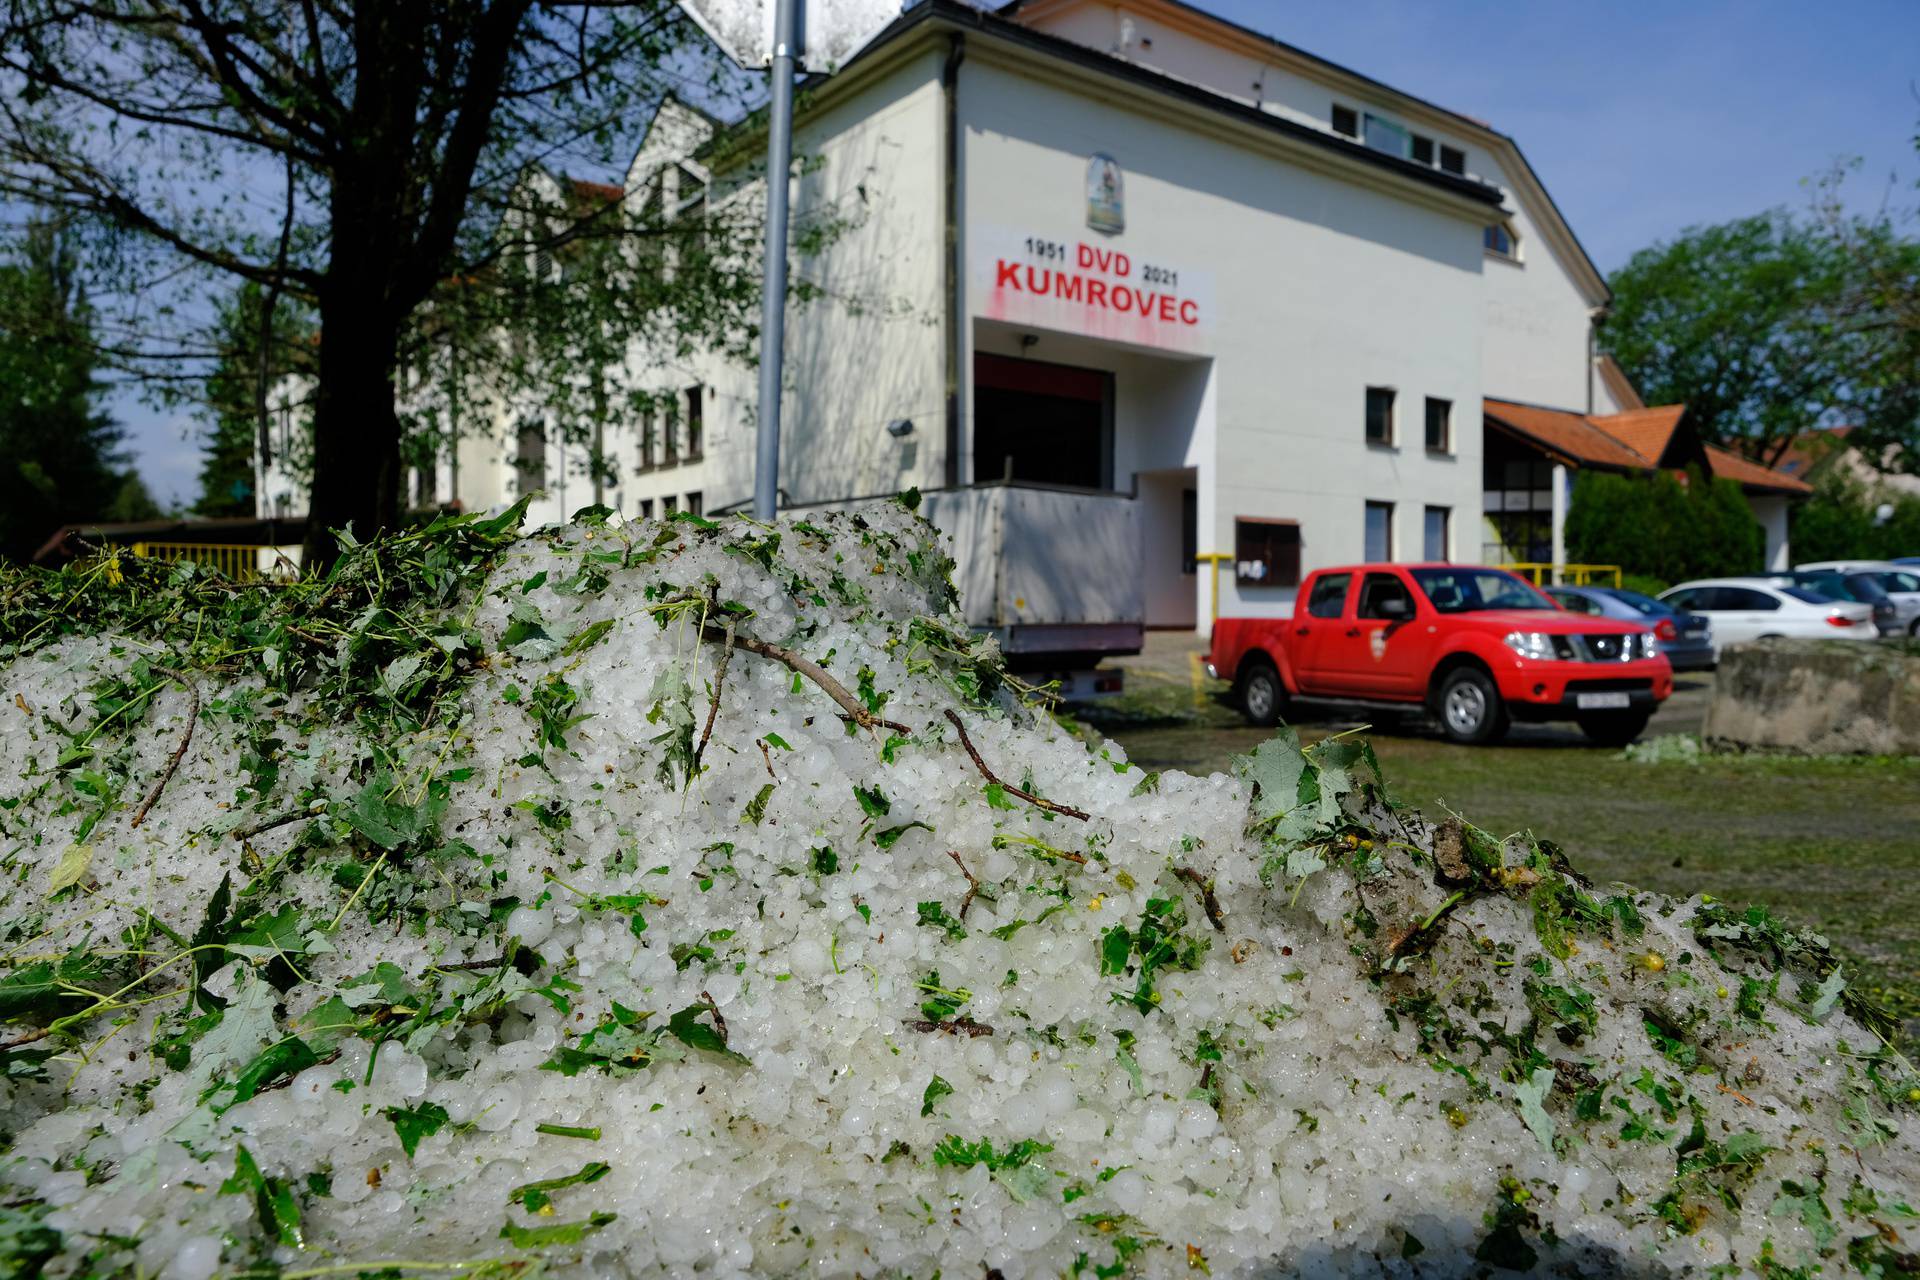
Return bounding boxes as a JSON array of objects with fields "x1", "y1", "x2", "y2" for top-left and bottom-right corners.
[
  {"x1": 1702, "y1": 444, "x2": 1813, "y2": 495},
  {"x1": 1484, "y1": 398, "x2": 1811, "y2": 494},
  {"x1": 1484, "y1": 399, "x2": 1649, "y2": 470}
]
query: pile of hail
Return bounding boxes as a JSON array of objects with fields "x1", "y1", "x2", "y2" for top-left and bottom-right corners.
[{"x1": 1, "y1": 501, "x2": 1915, "y2": 1280}]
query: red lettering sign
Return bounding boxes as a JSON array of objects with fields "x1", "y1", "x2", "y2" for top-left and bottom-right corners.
[{"x1": 988, "y1": 256, "x2": 1204, "y2": 333}]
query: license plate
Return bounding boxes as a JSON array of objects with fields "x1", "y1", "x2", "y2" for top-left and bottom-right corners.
[{"x1": 1576, "y1": 692, "x2": 1631, "y2": 709}]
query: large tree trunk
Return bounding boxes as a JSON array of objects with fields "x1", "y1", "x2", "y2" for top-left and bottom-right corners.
[{"x1": 302, "y1": 294, "x2": 404, "y2": 570}]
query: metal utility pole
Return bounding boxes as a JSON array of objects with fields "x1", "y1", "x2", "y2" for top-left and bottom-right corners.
[{"x1": 753, "y1": 0, "x2": 799, "y2": 521}]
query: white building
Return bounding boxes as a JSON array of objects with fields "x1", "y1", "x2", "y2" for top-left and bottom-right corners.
[{"x1": 260, "y1": 0, "x2": 1804, "y2": 627}]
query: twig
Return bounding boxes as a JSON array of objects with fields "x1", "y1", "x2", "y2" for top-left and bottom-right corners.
[
  {"x1": 228, "y1": 809, "x2": 307, "y2": 842},
  {"x1": 433, "y1": 955, "x2": 511, "y2": 973},
  {"x1": 1386, "y1": 889, "x2": 1471, "y2": 960},
  {"x1": 1173, "y1": 867, "x2": 1226, "y2": 932},
  {"x1": 906, "y1": 1016, "x2": 994, "y2": 1037},
  {"x1": 942, "y1": 710, "x2": 1089, "y2": 821},
  {"x1": 130, "y1": 665, "x2": 198, "y2": 829},
  {"x1": 699, "y1": 989, "x2": 728, "y2": 1042},
  {"x1": 948, "y1": 851, "x2": 981, "y2": 920},
  {"x1": 692, "y1": 616, "x2": 735, "y2": 774},
  {"x1": 0, "y1": 1026, "x2": 54, "y2": 1051},
  {"x1": 757, "y1": 738, "x2": 777, "y2": 780},
  {"x1": 700, "y1": 625, "x2": 913, "y2": 735}
]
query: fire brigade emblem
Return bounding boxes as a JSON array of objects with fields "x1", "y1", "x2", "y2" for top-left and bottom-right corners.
[{"x1": 1370, "y1": 629, "x2": 1388, "y2": 662}]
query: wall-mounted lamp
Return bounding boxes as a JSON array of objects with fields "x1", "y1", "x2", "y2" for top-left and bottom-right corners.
[
  {"x1": 1019, "y1": 333, "x2": 1040, "y2": 352},
  {"x1": 886, "y1": 418, "x2": 915, "y2": 438}
]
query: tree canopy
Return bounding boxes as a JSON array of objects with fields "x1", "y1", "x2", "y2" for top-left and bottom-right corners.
[
  {"x1": 1602, "y1": 208, "x2": 1920, "y2": 472},
  {"x1": 0, "y1": 222, "x2": 158, "y2": 562},
  {"x1": 0, "y1": 0, "x2": 779, "y2": 566}
]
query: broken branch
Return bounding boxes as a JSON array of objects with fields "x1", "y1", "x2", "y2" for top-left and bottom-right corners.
[
  {"x1": 692, "y1": 616, "x2": 735, "y2": 774},
  {"x1": 949, "y1": 850, "x2": 981, "y2": 920},
  {"x1": 130, "y1": 665, "x2": 198, "y2": 829},
  {"x1": 906, "y1": 1016, "x2": 994, "y2": 1037},
  {"x1": 942, "y1": 710, "x2": 1089, "y2": 821},
  {"x1": 700, "y1": 625, "x2": 913, "y2": 735},
  {"x1": 1174, "y1": 866, "x2": 1226, "y2": 932}
]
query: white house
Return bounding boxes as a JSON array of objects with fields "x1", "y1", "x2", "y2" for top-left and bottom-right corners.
[{"x1": 259, "y1": 0, "x2": 1803, "y2": 628}]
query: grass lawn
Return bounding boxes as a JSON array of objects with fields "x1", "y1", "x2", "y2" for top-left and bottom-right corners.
[{"x1": 1082, "y1": 680, "x2": 1920, "y2": 1045}]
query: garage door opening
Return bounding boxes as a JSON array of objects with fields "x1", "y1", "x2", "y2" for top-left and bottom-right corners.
[{"x1": 973, "y1": 353, "x2": 1114, "y2": 489}]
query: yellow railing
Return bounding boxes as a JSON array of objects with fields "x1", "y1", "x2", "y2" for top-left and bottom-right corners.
[
  {"x1": 129, "y1": 542, "x2": 295, "y2": 581},
  {"x1": 1498, "y1": 562, "x2": 1622, "y2": 588}
]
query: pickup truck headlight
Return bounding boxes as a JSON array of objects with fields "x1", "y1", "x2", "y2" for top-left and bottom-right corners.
[
  {"x1": 1634, "y1": 632, "x2": 1658, "y2": 660},
  {"x1": 1503, "y1": 631, "x2": 1558, "y2": 661}
]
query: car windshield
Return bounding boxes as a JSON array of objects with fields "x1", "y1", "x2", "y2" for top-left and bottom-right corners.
[
  {"x1": 1607, "y1": 588, "x2": 1668, "y2": 615},
  {"x1": 1410, "y1": 568, "x2": 1553, "y2": 613},
  {"x1": 1782, "y1": 587, "x2": 1830, "y2": 605}
]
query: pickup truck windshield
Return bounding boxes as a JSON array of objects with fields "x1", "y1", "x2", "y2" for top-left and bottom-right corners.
[{"x1": 1409, "y1": 568, "x2": 1554, "y2": 613}]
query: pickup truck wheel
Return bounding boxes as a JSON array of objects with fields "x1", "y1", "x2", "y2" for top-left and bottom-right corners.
[
  {"x1": 1577, "y1": 710, "x2": 1652, "y2": 747},
  {"x1": 1436, "y1": 668, "x2": 1508, "y2": 745},
  {"x1": 1237, "y1": 659, "x2": 1285, "y2": 728}
]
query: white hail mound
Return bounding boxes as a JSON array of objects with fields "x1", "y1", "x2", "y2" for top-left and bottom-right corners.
[{"x1": 0, "y1": 505, "x2": 1914, "y2": 1280}]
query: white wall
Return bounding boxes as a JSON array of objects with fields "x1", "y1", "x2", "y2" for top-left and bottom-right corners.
[
  {"x1": 1752, "y1": 494, "x2": 1792, "y2": 572},
  {"x1": 959, "y1": 52, "x2": 1486, "y2": 622}
]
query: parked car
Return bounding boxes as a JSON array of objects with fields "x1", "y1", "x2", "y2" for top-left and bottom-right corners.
[
  {"x1": 1545, "y1": 585, "x2": 1715, "y2": 671},
  {"x1": 1894, "y1": 557, "x2": 1920, "y2": 568},
  {"x1": 1207, "y1": 563, "x2": 1671, "y2": 746},
  {"x1": 1771, "y1": 571, "x2": 1901, "y2": 636},
  {"x1": 1794, "y1": 561, "x2": 1920, "y2": 635},
  {"x1": 1658, "y1": 578, "x2": 1876, "y2": 655}
]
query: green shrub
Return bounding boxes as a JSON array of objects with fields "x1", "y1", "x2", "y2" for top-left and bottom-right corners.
[
  {"x1": 1567, "y1": 467, "x2": 1764, "y2": 581},
  {"x1": 1790, "y1": 473, "x2": 1920, "y2": 563}
]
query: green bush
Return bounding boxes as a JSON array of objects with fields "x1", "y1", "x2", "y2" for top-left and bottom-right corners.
[
  {"x1": 1790, "y1": 473, "x2": 1920, "y2": 563},
  {"x1": 1567, "y1": 467, "x2": 1765, "y2": 582}
]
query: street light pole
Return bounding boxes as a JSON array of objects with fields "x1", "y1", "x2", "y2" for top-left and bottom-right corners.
[{"x1": 753, "y1": 0, "x2": 799, "y2": 521}]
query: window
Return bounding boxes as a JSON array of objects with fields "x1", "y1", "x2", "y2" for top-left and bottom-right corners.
[
  {"x1": 1357, "y1": 572, "x2": 1414, "y2": 620},
  {"x1": 662, "y1": 406, "x2": 678, "y2": 465},
  {"x1": 1550, "y1": 590, "x2": 1598, "y2": 615},
  {"x1": 1484, "y1": 221, "x2": 1517, "y2": 259},
  {"x1": 1410, "y1": 568, "x2": 1554, "y2": 613},
  {"x1": 1234, "y1": 517, "x2": 1300, "y2": 587},
  {"x1": 638, "y1": 497, "x2": 654, "y2": 519},
  {"x1": 1331, "y1": 104, "x2": 1358, "y2": 138},
  {"x1": 1411, "y1": 134, "x2": 1435, "y2": 166},
  {"x1": 662, "y1": 494, "x2": 678, "y2": 515},
  {"x1": 639, "y1": 410, "x2": 657, "y2": 470},
  {"x1": 1725, "y1": 587, "x2": 1780, "y2": 612},
  {"x1": 1364, "y1": 500, "x2": 1394, "y2": 561},
  {"x1": 1365, "y1": 387, "x2": 1396, "y2": 445},
  {"x1": 1422, "y1": 506, "x2": 1450, "y2": 561},
  {"x1": 1424, "y1": 397, "x2": 1451, "y2": 453},
  {"x1": 685, "y1": 387, "x2": 704, "y2": 459},
  {"x1": 1306, "y1": 572, "x2": 1352, "y2": 619},
  {"x1": 1439, "y1": 144, "x2": 1465, "y2": 175},
  {"x1": 685, "y1": 491, "x2": 703, "y2": 517},
  {"x1": 1363, "y1": 113, "x2": 1409, "y2": 157},
  {"x1": 514, "y1": 417, "x2": 546, "y2": 493}
]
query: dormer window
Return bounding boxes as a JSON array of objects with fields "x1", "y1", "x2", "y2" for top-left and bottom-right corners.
[
  {"x1": 1331, "y1": 103, "x2": 1358, "y2": 137},
  {"x1": 1485, "y1": 219, "x2": 1519, "y2": 260},
  {"x1": 1439, "y1": 144, "x2": 1466, "y2": 175},
  {"x1": 1363, "y1": 112, "x2": 1409, "y2": 157},
  {"x1": 1411, "y1": 134, "x2": 1434, "y2": 165}
]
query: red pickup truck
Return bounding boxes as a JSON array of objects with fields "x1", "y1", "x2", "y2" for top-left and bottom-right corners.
[{"x1": 1206, "y1": 563, "x2": 1672, "y2": 745}]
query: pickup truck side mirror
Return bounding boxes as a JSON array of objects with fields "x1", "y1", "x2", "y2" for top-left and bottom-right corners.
[{"x1": 1378, "y1": 596, "x2": 1411, "y2": 619}]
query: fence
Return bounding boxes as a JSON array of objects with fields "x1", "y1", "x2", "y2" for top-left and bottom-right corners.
[
  {"x1": 128, "y1": 542, "x2": 296, "y2": 581},
  {"x1": 1497, "y1": 562, "x2": 1623, "y2": 588}
]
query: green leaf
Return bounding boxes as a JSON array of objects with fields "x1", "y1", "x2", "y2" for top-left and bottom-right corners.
[
  {"x1": 223, "y1": 1036, "x2": 320, "y2": 1111},
  {"x1": 921, "y1": 1074, "x2": 954, "y2": 1117},
  {"x1": 1807, "y1": 967, "x2": 1845, "y2": 1022},
  {"x1": 917, "y1": 901, "x2": 967, "y2": 941},
  {"x1": 874, "y1": 821, "x2": 933, "y2": 850},
  {"x1": 810, "y1": 846, "x2": 838, "y2": 876},
  {"x1": 562, "y1": 618, "x2": 616, "y2": 655},
  {"x1": 852, "y1": 784, "x2": 890, "y2": 818},
  {"x1": 220, "y1": 1145, "x2": 304, "y2": 1249},
  {"x1": 983, "y1": 782, "x2": 1016, "y2": 810},
  {"x1": 500, "y1": 1211, "x2": 617, "y2": 1248},
  {"x1": 385, "y1": 1101, "x2": 452, "y2": 1158},
  {"x1": 762, "y1": 732, "x2": 791, "y2": 750},
  {"x1": 666, "y1": 1004, "x2": 749, "y2": 1065},
  {"x1": 45, "y1": 842, "x2": 93, "y2": 896},
  {"x1": 1099, "y1": 926, "x2": 1132, "y2": 977},
  {"x1": 742, "y1": 783, "x2": 775, "y2": 825},
  {"x1": 1233, "y1": 730, "x2": 1306, "y2": 824},
  {"x1": 1513, "y1": 1067, "x2": 1557, "y2": 1154},
  {"x1": 509, "y1": 1162, "x2": 611, "y2": 1212}
]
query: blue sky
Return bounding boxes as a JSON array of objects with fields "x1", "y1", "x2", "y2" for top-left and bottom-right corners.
[{"x1": 118, "y1": 0, "x2": 1920, "y2": 509}]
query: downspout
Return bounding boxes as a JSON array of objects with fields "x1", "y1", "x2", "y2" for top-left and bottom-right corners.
[{"x1": 942, "y1": 33, "x2": 965, "y2": 488}]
